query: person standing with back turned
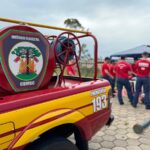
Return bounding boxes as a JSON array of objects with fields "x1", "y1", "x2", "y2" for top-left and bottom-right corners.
[
  {"x1": 109, "y1": 59, "x2": 116, "y2": 96},
  {"x1": 101, "y1": 57, "x2": 114, "y2": 89},
  {"x1": 115, "y1": 56, "x2": 133, "y2": 105},
  {"x1": 132, "y1": 52, "x2": 150, "y2": 109}
]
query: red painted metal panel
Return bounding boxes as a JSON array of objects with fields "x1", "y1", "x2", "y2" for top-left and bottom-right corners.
[
  {"x1": 0, "y1": 80, "x2": 109, "y2": 114},
  {"x1": 0, "y1": 25, "x2": 55, "y2": 94}
]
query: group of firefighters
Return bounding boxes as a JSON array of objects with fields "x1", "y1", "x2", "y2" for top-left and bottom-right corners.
[
  {"x1": 101, "y1": 52, "x2": 150, "y2": 109},
  {"x1": 66, "y1": 52, "x2": 150, "y2": 109}
]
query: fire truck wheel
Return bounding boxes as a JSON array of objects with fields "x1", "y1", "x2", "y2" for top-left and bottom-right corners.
[{"x1": 25, "y1": 136, "x2": 78, "y2": 150}]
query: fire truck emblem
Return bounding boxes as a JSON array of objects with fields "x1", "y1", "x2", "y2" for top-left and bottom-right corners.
[{"x1": 9, "y1": 42, "x2": 43, "y2": 81}]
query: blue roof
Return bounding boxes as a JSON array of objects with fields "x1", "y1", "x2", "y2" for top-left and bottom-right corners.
[{"x1": 110, "y1": 45, "x2": 150, "y2": 58}]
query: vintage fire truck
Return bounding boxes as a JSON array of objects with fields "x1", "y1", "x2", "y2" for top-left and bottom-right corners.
[{"x1": 0, "y1": 18, "x2": 114, "y2": 150}]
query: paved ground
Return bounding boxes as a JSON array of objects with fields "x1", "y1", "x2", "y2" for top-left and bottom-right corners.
[{"x1": 89, "y1": 97, "x2": 150, "y2": 150}]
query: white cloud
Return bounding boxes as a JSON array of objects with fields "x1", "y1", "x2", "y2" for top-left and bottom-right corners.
[{"x1": 0, "y1": 0, "x2": 150, "y2": 58}]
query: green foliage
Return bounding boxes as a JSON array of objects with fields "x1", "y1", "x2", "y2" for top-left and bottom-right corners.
[
  {"x1": 81, "y1": 43, "x2": 91, "y2": 60},
  {"x1": 79, "y1": 65, "x2": 100, "y2": 78},
  {"x1": 64, "y1": 18, "x2": 99, "y2": 78},
  {"x1": 64, "y1": 18, "x2": 84, "y2": 30},
  {"x1": 11, "y1": 47, "x2": 41, "y2": 58}
]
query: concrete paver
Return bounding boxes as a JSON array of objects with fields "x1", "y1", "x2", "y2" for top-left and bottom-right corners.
[
  {"x1": 101, "y1": 141, "x2": 115, "y2": 148},
  {"x1": 89, "y1": 142, "x2": 101, "y2": 150},
  {"x1": 102, "y1": 135, "x2": 116, "y2": 142},
  {"x1": 126, "y1": 139, "x2": 140, "y2": 146},
  {"x1": 112, "y1": 147, "x2": 126, "y2": 150},
  {"x1": 140, "y1": 144, "x2": 150, "y2": 150},
  {"x1": 89, "y1": 97, "x2": 150, "y2": 150}
]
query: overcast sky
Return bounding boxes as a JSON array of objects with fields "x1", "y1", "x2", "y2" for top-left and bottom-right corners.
[{"x1": 0, "y1": 0, "x2": 150, "y2": 58}]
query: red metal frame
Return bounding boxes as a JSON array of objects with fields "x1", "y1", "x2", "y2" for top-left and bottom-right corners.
[
  {"x1": 53, "y1": 32, "x2": 82, "y2": 84},
  {"x1": 53, "y1": 32, "x2": 98, "y2": 84},
  {"x1": 74, "y1": 34, "x2": 98, "y2": 80},
  {"x1": 0, "y1": 80, "x2": 109, "y2": 114},
  {"x1": 46, "y1": 35, "x2": 57, "y2": 40},
  {"x1": 54, "y1": 32, "x2": 81, "y2": 65}
]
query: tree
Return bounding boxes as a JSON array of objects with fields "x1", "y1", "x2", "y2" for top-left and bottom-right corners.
[
  {"x1": 64, "y1": 18, "x2": 93, "y2": 77},
  {"x1": 64, "y1": 18, "x2": 84, "y2": 30},
  {"x1": 81, "y1": 44, "x2": 91, "y2": 61},
  {"x1": 12, "y1": 46, "x2": 41, "y2": 74}
]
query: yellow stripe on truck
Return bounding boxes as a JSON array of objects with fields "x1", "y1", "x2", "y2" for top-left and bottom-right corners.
[
  {"x1": 13, "y1": 110, "x2": 85, "y2": 148},
  {"x1": 0, "y1": 86, "x2": 110, "y2": 150}
]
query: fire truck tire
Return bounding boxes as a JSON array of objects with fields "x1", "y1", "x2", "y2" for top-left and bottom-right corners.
[{"x1": 26, "y1": 136, "x2": 78, "y2": 150}]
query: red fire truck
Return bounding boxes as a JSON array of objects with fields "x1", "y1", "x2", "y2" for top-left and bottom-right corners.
[{"x1": 0, "y1": 18, "x2": 114, "y2": 150}]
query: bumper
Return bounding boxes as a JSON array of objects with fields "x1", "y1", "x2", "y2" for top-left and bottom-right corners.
[{"x1": 106, "y1": 115, "x2": 114, "y2": 126}]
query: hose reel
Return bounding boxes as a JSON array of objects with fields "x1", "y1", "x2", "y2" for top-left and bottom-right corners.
[{"x1": 53, "y1": 32, "x2": 81, "y2": 66}]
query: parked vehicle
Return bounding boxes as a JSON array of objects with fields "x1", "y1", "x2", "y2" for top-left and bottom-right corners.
[{"x1": 0, "y1": 18, "x2": 114, "y2": 150}]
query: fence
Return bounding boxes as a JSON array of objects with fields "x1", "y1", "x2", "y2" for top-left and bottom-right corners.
[{"x1": 78, "y1": 61, "x2": 102, "y2": 78}]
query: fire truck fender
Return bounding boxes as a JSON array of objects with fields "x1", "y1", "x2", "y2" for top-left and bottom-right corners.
[{"x1": 8, "y1": 108, "x2": 91, "y2": 149}]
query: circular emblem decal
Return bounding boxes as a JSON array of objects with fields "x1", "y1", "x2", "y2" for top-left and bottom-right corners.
[{"x1": 9, "y1": 42, "x2": 43, "y2": 81}]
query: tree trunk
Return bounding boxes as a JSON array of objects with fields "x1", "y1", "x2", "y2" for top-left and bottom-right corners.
[{"x1": 26, "y1": 50, "x2": 29, "y2": 74}]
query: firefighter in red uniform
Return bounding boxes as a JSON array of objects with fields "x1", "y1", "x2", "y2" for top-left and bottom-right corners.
[
  {"x1": 132, "y1": 52, "x2": 150, "y2": 109},
  {"x1": 129, "y1": 57, "x2": 138, "y2": 93},
  {"x1": 101, "y1": 57, "x2": 114, "y2": 90},
  {"x1": 109, "y1": 59, "x2": 116, "y2": 95},
  {"x1": 132, "y1": 57, "x2": 138, "y2": 75},
  {"x1": 66, "y1": 60, "x2": 76, "y2": 76},
  {"x1": 115, "y1": 56, "x2": 133, "y2": 105}
]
